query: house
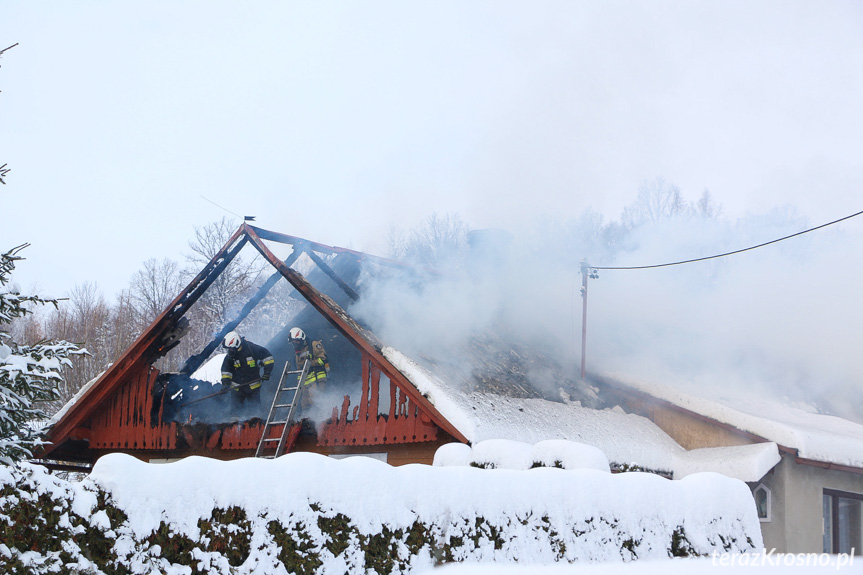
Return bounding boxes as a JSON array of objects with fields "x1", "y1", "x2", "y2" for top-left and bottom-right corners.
[
  {"x1": 38, "y1": 223, "x2": 863, "y2": 555},
  {"x1": 593, "y1": 372, "x2": 863, "y2": 555}
]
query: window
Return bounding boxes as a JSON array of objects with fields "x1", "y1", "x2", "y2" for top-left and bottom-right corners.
[
  {"x1": 824, "y1": 489, "x2": 863, "y2": 555},
  {"x1": 754, "y1": 484, "x2": 771, "y2": 522}
]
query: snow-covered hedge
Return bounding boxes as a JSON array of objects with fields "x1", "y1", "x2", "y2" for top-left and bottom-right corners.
[
  {"x1": 0, "y1": 453, "x2": 761, "y2": 575},
  {"x1": 434, "y1": 439, "x2": 611, "y2": 472}
]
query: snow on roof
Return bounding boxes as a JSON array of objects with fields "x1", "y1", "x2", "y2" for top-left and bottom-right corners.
[
  {"x1": 467, "y1": 397, "x2": 684, "y2": 473},
  {"x1": 387, "y1": 348, "x2": 783, "y2": 481},
  {"x1": 46, "y1": 369, "x2": 106, "y2": 427},
  {"x1": 385, "y1": 347, "x2": 683, "y2": 474},
  {"x1": 384, "y1": 346, "x2": 479, "y2": 439},
  {"x1": 607, "y1": 372, "x2": 863, "y2": 469},
  {"x1": 672, "y1": 443, "x2": 781, "y2": 483}
]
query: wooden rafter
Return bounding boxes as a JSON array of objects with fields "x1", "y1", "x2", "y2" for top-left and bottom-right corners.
[{"x1": 305, "y1": 248, "x2": 360, "y2": 302}]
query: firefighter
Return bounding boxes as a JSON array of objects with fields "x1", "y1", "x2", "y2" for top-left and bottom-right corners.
[
  {"x1": 220, "y1": 331, "x2": 274, "y2": 412},
  {"x1": 289, "y1": 327, "x2": 329, "y2": 409}
]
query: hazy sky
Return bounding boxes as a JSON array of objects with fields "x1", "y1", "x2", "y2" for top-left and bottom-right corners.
[{"x1": 2, "y1": 1, "x2": 862, "y2": 298}]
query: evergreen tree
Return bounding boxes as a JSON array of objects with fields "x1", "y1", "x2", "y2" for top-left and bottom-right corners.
[{"x1": 0, "y1": 245, "x2": 81, "y2": 464}]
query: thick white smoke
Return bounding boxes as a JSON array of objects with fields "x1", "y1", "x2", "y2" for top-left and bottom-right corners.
[{"x1": 353, "y1": 204, "x2": 863, "y2": 423}]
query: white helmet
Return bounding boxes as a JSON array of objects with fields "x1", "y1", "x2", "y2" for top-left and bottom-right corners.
[
  {"x1": 223, "y1": 331, "x2": 242, "y2": 349},
  {"x1": 289, "y1": 327, "x2": 306, "y2": 344}
]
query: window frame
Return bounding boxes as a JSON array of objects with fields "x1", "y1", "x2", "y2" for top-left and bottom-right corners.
[
  {"x1": 824, "y1": 488, "x2": 863, "y2": 555},
  {"x1": 754, "y1": 483, "x2": 771, "y2": 523}
]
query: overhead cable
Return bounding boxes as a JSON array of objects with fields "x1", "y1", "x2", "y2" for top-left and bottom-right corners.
[
  {"x1": 200, "y1": 195, "x2": 243, "y2": 219},
  {"x1": 593, "y1": 208, "x2": 863, "y2": 271}
]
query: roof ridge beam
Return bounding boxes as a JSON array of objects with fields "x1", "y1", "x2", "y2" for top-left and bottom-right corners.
[{"x1": 248, "y1": 225, "x2": 425, "y2": 272}]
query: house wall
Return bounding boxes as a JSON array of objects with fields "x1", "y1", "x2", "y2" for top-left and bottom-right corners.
[
  {"x1": 293, "y1": 434, "x2": 456, "y2": 466},
  {"x1": 132, "y1": 435, "x2": 456, "y2": 466},
  {"x1": 752, "y1": 456, "x2": 787, "y2": 553},
  {"x1": 783, "y1": 455, "x2": 863, "y2": 553},
  {"x1": 756, "y1": 453, "x2": 863, "y2": 553},
  {"x1": 636, "y1": 402, "x2": 759, "y2": 450}
]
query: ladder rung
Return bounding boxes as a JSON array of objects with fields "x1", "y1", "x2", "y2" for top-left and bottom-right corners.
[{"x1": 256, "y1": 358, "x2": 309, "y2": 459}]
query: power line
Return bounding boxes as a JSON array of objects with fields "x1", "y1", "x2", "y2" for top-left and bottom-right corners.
[
  {"x1": 592, "y1": 208, "x2": 863, "y2": 271},
  {"x1": 577, "y1": 207, "x2": 863, "y2": 379},
  {"x1": 200, "y1": 195, "x2": 243, "y2": 220}
]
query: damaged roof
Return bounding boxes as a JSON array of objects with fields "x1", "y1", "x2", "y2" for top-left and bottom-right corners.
[{"x1": 42, "y1": 223, "x2": 827, "y2": 483}]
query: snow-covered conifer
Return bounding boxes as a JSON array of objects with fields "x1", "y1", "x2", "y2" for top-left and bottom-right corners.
[{"x1": 0, "y1": 245, "x2": 82, "y2": 464}]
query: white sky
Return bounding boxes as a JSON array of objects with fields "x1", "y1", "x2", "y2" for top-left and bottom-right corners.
[{"x1": 2, "y1": 1, "x2": 862, "y2": 298}]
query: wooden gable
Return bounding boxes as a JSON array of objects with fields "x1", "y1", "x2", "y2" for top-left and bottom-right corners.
[
  {"x1": 41, "y1": 224, "x2": 466, "y2": 466},
  {"x1": 318, "y1": 352, "x2": 439, "y2": 447}
]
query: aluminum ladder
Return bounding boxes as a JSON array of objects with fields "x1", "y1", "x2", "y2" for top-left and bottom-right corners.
[{"x1": 255, "y1": 358, "x2": 310, "y2": 459}]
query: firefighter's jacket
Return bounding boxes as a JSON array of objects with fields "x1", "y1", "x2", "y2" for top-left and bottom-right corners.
[
  {"x1": 221, "y1": 339, "x2": 275, "y2": 393},
  {"x1": 294, "y1": 340, "x2": 329, "y2": 386}
]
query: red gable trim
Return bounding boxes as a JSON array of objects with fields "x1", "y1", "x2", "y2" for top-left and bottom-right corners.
[{"x1": 41, "y1": 226, "x2": 249, "y2": 456}]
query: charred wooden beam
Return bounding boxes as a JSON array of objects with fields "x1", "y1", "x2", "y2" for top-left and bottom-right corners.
[
  {"x1": 305, "y1": 248, "x2": 360, "y2": 302},
  {"x1": 146, "y1": 231, "x2": 249, "y2": 361},
  {"x1": 180, "y1": 247, "x2": 305, "y2": 374},
  {"x1": 243, "y1": 224, "x2": 468, "y2": 444}
]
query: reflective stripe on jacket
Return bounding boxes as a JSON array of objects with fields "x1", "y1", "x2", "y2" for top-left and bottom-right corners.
[
  {"x1": 296, "y1": 340, "x2": 328, "y2": 386},
  {"x1": 221, "y1": 339, "x2": 274, "y2": 389}
]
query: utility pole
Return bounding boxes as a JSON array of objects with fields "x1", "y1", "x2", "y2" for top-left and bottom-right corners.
[{"x1": 579, "y1": 260, "x2": 597, "y2": 380}]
